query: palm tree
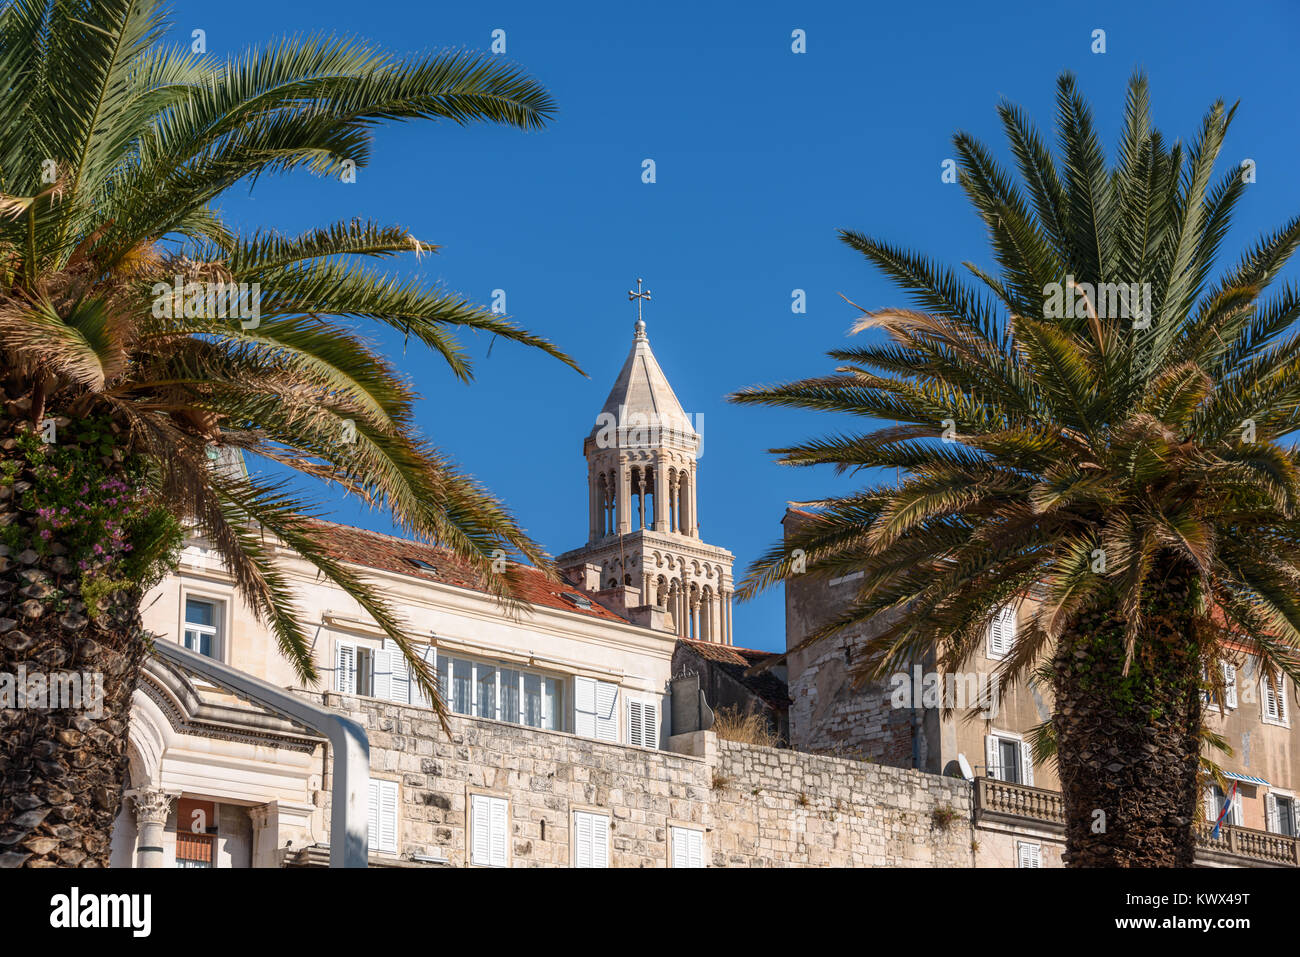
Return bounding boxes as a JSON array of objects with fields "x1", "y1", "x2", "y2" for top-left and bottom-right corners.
[
  {"x1": 0, "y1": 0, "x2": 579, "y2": 867},
  {"x1": 731, "y1": 71, "x2": 1300, "y2": 866}
]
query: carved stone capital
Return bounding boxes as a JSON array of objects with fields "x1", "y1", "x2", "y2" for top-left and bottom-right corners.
[{"x1": 127, "y1": 788, "x2": 176, "y2": 827}]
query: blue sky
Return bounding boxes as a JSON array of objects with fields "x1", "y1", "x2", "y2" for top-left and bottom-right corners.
[{"x1": 168, "y1": 0, "x2": 1300, "y2": 652}]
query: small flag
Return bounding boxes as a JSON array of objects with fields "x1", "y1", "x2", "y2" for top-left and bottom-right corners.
[{"x1": 1212, "y1": 780, "x2": 1238, "y2": 839}]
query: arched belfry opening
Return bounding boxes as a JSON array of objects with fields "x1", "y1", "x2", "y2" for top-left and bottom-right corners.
[{"x1": 558, "y1": 279, "x2": 736, "y2": 643}]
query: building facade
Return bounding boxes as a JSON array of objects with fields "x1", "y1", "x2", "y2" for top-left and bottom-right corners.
[
  {"x1": 782, "y1": 509, "x2": 1300, "y2": 865},
  {"x1": 104, "y1": 309, "x2": 1298, "y2": 868}
]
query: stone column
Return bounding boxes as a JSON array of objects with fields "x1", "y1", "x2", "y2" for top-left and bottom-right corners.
[
  {"x1": 676, "y1": 468, "x2": 686, "y2": 530},
  {"x1": 589, "y1": 468, "x2": 601, "y2": 542},
  {"x1": 616, "y1": 458, "x2": 631, "y2": 534},
  {"x1": 130, "y1": 789, "x2": 175, "y2": 869},
  {"x1": 653, "y1": 458, "x2": 668, "y2": 531},
  {"x1": 637, "y1": 469, "x2": 646, "y2": 529},
  {"x1": 687, "y1": 463, "x2": 699, "y2": 537}
]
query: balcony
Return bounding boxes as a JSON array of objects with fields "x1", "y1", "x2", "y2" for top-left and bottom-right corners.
[{"x1": 974, "y1": 777, "x2": 1300, "y2": 867}]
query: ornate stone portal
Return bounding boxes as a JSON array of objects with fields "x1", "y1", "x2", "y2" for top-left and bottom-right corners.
[{"x1": 558, "y1": 282, "x2": 735, "y2": 642}]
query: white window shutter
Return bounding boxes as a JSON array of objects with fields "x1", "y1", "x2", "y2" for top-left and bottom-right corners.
[
  {"x1": 1017, "y1": 842, "x2": 1040, "y2": 868},
  {"x1": 687, "y1": 828, "x2": 702, "y2": 868},
  {"x1": 643, "y1": 702, "x2": 658, "y2": 749},
  {"x1": 989, "y1": 605, "x2": 1015, "y2": 658},
  {"x1": 1233, "y1": 790, "x2": 1243, "y2": 825},
  {"x1": 573, "y1": 811, "x2": 609, "y2": 868},
  {"x1": 595, "y1": 681, "x2": 618, "y2": 742},
  {"x1": 1020, "y1": 740, "x2": 1034, "y2": 786},
  {"x1": 388, "y1": 643, "x2": 411, "y2": 704},
  {"x1": 593, "y1": 814, "x2": 609, "y2": 867},
  {"x1": 367, "y1": 780, "x2": 379, "y2": 851},
  {"x1": 1264, "y1": 674, "x2": 1281, "y2": 721},
  {"x1": 372, "y1": 645, "x2": 391, "y2": 700},
  {"x1": 336, "y1": 642, "x2": 356, "y2": 694},
  {"x1": 1222, "y1": 662, "x2": 1238, "y2": 709},
  {"x1": 376, "y1": 780, "x2": 398, "y2": 853},
  {"x1": 985, "y1": 735, "x2": 1000, "y2": 781},
  {"x1": 1279, "y1": 678, "x2": 1288, "y2": 722},
  {"x1": 629, "y1": 700, "x2": 644, "y2": 747},
  {"x1": 574, "y1": 811, "x2": 593, "y2": 868},
  {"x1": 671, "y1": 827, "x2": 703, "y2": 868},
  {"x1": 1266, "y1": 793, "x2": 1280, "y2": 833},
  {"x1": 489, "y1": 797, "x2": 507, "y2": 867},
  {"x1": 472, "y1": 795, "x2": 490, "y2": 865}
]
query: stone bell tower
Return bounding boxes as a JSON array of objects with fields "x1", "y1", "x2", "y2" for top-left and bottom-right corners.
[{"x1": 558, "y1": 280, "x2": 735, "y2": 642}]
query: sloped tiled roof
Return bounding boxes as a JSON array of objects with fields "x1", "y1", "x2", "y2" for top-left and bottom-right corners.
[
  {"x1": 303, "y1": 519, "x2": 629, "y2": 624},
  {"x1": 677, "y1": 638, "x2": 792, "y2": 709},
  {"x1": 593, "y1": 323, "x2": 695, "y2": 437}
]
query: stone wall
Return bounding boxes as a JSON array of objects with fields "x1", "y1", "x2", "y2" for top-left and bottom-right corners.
[
  {"x1": 704, "y1": 735, "x2": 972, "y2": 867},
  {"x1": 317, "y1": 692, "x2": 980, "y2": 868}
]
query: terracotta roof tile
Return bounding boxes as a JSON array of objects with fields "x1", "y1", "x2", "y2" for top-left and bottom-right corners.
[
  {"x1": 677, "y1": 638, "x2": 792, "y2": 709},
  {"x1": 303, "y1": 519, "x2": 629, "y2": 624}
]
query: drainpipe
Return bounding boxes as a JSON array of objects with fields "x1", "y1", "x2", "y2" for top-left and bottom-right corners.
[{"x1": 152, "y1": 640, "x2": 370, "y2": 868}]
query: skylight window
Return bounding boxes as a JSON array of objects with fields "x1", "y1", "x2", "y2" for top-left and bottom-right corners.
[
  {"x1": 561, "y1": 592, "x2": 592, "y2": 609},
  {"x1": 406, "y1": 558, "x2": 438, "y2": 574}
]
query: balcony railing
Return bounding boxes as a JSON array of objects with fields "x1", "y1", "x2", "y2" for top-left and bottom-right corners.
[
  {"x1": 975, "y1": 777, "x2": 1065, "y2": 827},
  {"x1": 974, "y1": 777, "x2": 1300, "y2": 867}
]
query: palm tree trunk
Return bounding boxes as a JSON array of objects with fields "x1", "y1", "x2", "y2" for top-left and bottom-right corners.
[
  {"x1": 1052, "y1": 569, "x2": 1204, "y2": 866},
  {"x1": 0, "y1": 398, "x2": 145, "y2": 867}
]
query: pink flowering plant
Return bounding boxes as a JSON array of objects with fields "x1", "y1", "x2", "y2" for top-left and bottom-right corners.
[{"x1": 2, "y1": 414, "x2": 181, "y2": 592}]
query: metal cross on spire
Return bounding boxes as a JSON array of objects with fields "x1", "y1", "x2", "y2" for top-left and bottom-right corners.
[{"x1": 628, "y1": 277, "x2": 651, "y2": 336}]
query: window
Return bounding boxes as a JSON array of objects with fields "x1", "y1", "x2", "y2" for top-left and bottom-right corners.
[
  {"x1": 499, "y1": 668, "x2": 521, "y2": 723},
  {"x1": 1263, "y1": 671, "x2": 1289, "y2": 726},
  {"x1": 1203, "y1": 661, "x2": 1238, "y2": 712},
  {"x1": 986, "y1": 732, "x2": 1033, "y2": 785},
  {"x1": 628, "y1": 699, "x2": 659, "y2": 749},
  {"x1": 1206, "y1": 786, "x2": 1242, "y2": 827},
  {"x1": 356, "y1": 647, "x2": 374, "y2": 697},
  {"x1": 476, "y1": 664, "x2": 498, "y2": 719},
  {"x1": 368, "y1": 780, "x2": 398, "y2": 854},
  {"x1": 335, "y1": 642, "x2": 356, "y2": 693},
  {"x1": 575, "y1": 677, "x2": 618, "y2": 742},
  {"x1": 1016, "y1": 841, "x2": 1041, "y2": 868},
  {"x1": 183, "y1": 597, "x2": 222, "y2": 659},
  {"x1": 433, "y1": 653, "x2": 563, "y2": 731},
  {"x1": 573, "y1": 810, "x2": 609, "y2": 868},
  {"x1": 334, "y1": 641, "x2": 375, "y2": 696},
  {"x1": 986, "y1": 605, "x2": 1016, "y2": 660},
  {"x1": 670, "y1": 826, "x2": 704, "y2": 868},
  {"x1": 1267, "y1": 792, "x2": 1298, "y2": 837},
  {"x1": 470, "y1": 794, "x2": 508, "y2": 867}
]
